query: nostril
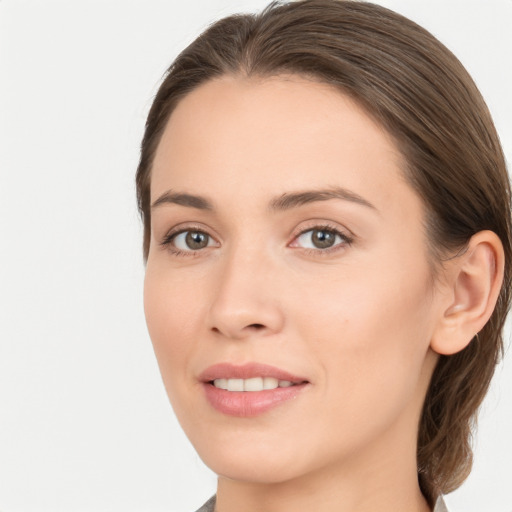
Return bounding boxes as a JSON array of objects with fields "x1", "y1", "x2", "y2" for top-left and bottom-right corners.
[{"x1": 210, "y1": 323, "x2": 266, "y2": 336}]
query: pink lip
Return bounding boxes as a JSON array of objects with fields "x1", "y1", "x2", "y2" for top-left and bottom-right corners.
[
  {"x1": 199, "y1": 362, "x2": 308, "y2": 383},
  {"x1": 199, "y1": 363, "x2": 310, "y2": 418}
]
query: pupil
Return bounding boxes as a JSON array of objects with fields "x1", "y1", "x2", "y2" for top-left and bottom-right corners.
[
  {"x1": 312, "y1": 230, "x2": 335, "y2": 248},
  {"x1": 186, "y1": 231, "x2": 208, "y2": 249}
]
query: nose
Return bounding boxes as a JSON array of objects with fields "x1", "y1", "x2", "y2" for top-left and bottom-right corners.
[{"x1": 207, "y1": 248, "x2": 285, "y2": 340}]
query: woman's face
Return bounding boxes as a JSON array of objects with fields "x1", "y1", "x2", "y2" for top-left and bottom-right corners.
[{"x1": 144, "y1": 75, "x2": 442, "y2": 484}]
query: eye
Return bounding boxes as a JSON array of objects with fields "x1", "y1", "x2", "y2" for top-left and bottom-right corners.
[
  {"x1": 164, "y1": 229, "x2": 216, "y2": 253},
  {"x1": 292, "y1": 227, "x2": 351, "y2": 250}
]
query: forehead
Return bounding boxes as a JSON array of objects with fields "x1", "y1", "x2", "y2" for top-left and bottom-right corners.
[{"x1": 151, "y1": 74, "x2": 416, "y2": 217}]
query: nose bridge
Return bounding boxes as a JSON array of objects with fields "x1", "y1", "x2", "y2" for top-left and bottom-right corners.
[{"x1": 207, "y1": 236, "x2": 284, "y2": 339}]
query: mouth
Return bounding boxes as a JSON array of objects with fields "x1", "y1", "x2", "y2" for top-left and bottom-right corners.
[
  {"x1": 199, "y1": 362, "x2": 310, "y2": 417},
  {"x1": 210, "y1": 376, "x2": 304, "y2": 391}
]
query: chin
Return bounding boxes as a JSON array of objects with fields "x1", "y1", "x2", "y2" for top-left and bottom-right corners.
[
  {"x1": 187, "y1": 429, "x2": 307, "y2": 484},
  {"x1": 202, "y1": 451, "x2": 305, "y2": 484}
]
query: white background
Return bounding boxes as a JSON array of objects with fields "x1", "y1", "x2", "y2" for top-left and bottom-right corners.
[{"x1": 0, "y1": 1, "x2": 510, "y2": 511}]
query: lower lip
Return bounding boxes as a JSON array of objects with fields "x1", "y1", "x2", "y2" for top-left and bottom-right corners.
[{"x1": 203, "y1": 382, "x2": 308, "y2": 417}]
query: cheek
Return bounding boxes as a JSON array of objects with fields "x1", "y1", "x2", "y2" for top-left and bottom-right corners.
[
  {"x1": 143, "y1": 265, "x2": 204, "y2": 389},
  {"x1": 295, "y1": 258, "x2": 435, "y2": 420}
]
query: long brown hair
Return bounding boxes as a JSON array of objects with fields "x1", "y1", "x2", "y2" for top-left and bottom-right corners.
[{"x1": 136, "y1": 0, "x2": 511, "y2": 503}]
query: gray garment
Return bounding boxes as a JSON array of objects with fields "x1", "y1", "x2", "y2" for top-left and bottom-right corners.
[
  {"x1": 434, "y1": 495, "x2": 450, "y2": 512},
  {"x1": 195, "y1": 494, "x2": 449, "y2": 511},
  {"x1": 195, "y1": 496, "x2": 215, "y2": 512}
]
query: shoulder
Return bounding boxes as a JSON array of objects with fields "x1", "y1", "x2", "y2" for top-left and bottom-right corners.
[{"x1": 194, "y1": 495, "x2": 216, "y2": 512}]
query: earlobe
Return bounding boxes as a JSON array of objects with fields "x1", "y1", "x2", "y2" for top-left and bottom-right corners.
[{"x1": 430, "y1": 230, "x2": 505, "y2": 356}]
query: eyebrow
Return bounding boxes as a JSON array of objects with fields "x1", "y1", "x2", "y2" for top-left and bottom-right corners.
[
  {"x1": 151, "y1": 191, "x2": 213, "y2": 210},
  {"x1": 151, "y1": 186, "x2": 377, "y2": 212},
  {"x1": 269, "y1": 186, "x2": 377, "y2": 212}
]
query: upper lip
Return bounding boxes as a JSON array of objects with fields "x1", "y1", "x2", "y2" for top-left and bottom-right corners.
[{"x1": 199, "y1": 362, "x2": 309, "y2": 383}]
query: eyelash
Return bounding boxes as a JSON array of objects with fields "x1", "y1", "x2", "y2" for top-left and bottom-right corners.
[
  {"x1": 160, "y1": 225, "x2": 214, "y2": 258},
  {"x1": 291, "y1": 223, "x2": 354, "y2": 256},
  {"x1": 160, "y1": 223, "x2": 353, "y2": 257}
]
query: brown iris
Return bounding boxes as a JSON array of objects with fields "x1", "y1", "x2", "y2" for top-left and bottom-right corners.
[
  {"x1": 185, "y1": 231, "x2": 209, "y2": 250},
  {"x1": 311, "y1": 229, "x2": 337, "y2": 249}
]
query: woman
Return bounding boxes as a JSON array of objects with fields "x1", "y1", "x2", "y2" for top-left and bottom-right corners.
[{"x1": 136, "y1": 1, "x2": 511, "y2": 511}]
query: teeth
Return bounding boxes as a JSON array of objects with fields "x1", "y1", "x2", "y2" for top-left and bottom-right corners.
[
  {"x1": 213, "y1": 377, "x2": 297, "y2": 391},
  {"x1": 214, "y1": 378, "x2": 228, "y2": 390},
  {"x1": 227, "y1": 379, "x2": 244, "y2": 392},
  {"x1": 263, "y1": 377, "x2": 278, "y2": 389},
  {"x1": 244, "y1": 377, "x2": 264, "y2": 391}
]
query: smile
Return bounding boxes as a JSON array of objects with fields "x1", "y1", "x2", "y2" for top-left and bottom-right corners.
[
  {"x1": 200, "y1": 363, "x2": 310, "y2": 417},
  {"x1": 212, "y1": 377, "x2": 296, "y2": 391}
]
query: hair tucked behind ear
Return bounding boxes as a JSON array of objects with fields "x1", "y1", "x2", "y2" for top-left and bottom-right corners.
[{"x1": 136, "y1": 0, "x2": 511, "y2": 503}]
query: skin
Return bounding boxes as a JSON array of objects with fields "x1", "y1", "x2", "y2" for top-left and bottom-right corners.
[{"x1": 144, "y1": 74, "x2": 475, "y2": 512}]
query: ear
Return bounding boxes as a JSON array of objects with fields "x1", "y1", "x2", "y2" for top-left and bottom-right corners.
[{"x1": 430, "y1": 230, "x2": 505, "y2": 356}]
